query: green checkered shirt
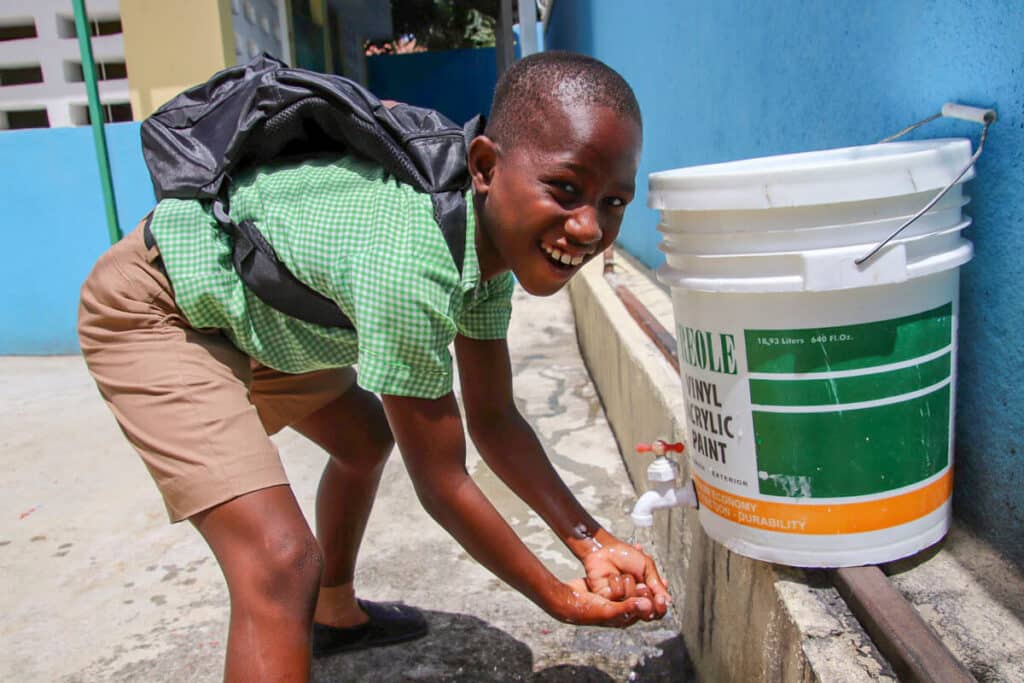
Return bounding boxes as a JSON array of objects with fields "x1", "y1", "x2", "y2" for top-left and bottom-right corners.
[{"x1": 148, "y1": 155, "x2": 514, "y2": 399}]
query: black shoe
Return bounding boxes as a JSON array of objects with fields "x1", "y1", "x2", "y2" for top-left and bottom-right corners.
[{"x1": 312, "y1": 600, "x2": 429, "y2": 658}]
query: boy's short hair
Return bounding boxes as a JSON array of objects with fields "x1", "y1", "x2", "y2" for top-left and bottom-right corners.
[{"x1": 485, "y1": 51, "x2": 642, "y2": 148}]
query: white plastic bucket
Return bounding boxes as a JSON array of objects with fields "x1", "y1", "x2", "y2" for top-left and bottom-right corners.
[{"x1": 649, "y1": 139, "x2": 974, "y2": 567}]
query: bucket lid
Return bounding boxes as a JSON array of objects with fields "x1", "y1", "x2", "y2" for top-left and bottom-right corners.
[{"x1": 649, "y1": 138, "x2": 974, "y2": 211}]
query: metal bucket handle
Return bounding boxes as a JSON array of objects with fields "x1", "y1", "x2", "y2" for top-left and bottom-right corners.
[{"x1": 855, "y1": 103, "x2": 997, "y2": 267}]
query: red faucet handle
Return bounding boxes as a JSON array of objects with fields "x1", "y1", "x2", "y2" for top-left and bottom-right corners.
[{"x1": 635, "y1": 440, "x2": 685, "y2": 455}]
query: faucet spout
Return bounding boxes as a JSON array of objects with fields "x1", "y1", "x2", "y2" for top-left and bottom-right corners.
[{"x1": 630, "y1": 481, "x2": 698, "y2": 527}]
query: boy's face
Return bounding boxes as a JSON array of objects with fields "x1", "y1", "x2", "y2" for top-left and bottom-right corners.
[{"x1": 470, "y1": 102, "x2": 641, "y2": 296}]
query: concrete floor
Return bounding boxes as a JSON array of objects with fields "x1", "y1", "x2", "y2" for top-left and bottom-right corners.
[{"x1": 0, "y1": 288, "x2": 694, "y2": 682}]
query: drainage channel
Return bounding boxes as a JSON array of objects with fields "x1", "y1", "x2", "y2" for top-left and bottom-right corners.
[{"x1": 601, "y1": 249, "x2": 975, "y2": 683}]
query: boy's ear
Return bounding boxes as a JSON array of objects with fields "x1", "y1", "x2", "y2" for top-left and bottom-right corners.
[{"x1": 467, "y1": 135, "x2": 499, "y2": 195}]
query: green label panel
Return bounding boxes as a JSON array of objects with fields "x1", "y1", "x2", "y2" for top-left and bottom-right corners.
[
  {"x1": 745, "y1": 303, "x2": 952, "y2": 374},
  {"x1": 753, "y1": 385, "x2": 951, "y2": 498},
  {"x1": 749, "y1": 352, "x2": 951, "y2": 407}
]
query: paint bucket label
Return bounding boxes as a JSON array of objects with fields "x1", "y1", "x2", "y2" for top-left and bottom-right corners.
[{"x1": 670, "y1": 275, "x2": 957, "y2": 565}]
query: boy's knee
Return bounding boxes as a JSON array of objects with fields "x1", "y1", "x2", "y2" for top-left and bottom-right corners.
[
  {"x1": 335, "y1": 412, "x2": 393, "y2": 472},
  {"x1": 251, "y1": 532, "x2": 324, "y2": 602},
  {"x1": 304, "y1": 389, "x2": 394, "y2": 468}
]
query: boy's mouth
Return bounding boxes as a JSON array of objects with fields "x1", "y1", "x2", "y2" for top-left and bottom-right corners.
[{"x1": 541, "y1": 243, "x2": 586, "y2": 269}]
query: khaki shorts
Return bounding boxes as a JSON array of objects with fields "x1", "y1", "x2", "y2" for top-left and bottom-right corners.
[{"x1": 78, "y1": 220, "x2": 356, "y2": 522}]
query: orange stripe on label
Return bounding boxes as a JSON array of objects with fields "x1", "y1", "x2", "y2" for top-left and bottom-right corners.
[{"x1": 692, "y1": 471, "x2": 952, "y2": 535}]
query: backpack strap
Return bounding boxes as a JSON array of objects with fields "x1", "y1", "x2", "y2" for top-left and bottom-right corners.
[
  {"x1": 426, "y1": 115, "x2": 485, "y2": 280},
  {"x1": 212, "y1": 200, "x2": 356, "y2": 329}
]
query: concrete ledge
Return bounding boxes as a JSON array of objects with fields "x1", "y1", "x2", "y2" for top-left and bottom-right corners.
[{"x1": 569, "y1": 255, "x2": 1024, "y2": 682}]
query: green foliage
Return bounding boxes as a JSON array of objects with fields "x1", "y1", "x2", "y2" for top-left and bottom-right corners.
[
  {"x1": 461, "y1": 7, "x2": 496, "y2": 47},
  {"x1": 391, "y1": 0, "x2": 499, "y2": 50}
]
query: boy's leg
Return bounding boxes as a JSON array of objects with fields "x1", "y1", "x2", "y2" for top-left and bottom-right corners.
[
  {"x1": 190, "y1": 485, "x2": 321, "y2": 682},
  {"x1": 78, "y1": 223, "x2": 322, "y2": 680},
  {"x1": 252, "y1": 368, "x2": 394, "y2": 628},
  {"x1": 299, "y1": 386, "x2": 392, "y2": 626}
]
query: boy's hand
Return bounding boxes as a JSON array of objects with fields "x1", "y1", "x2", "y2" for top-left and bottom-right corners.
[
  {"x1": 551, "y1": 579, "x2": 658, "y2": 627},
  {"x1": 582, "y1": 535, "x2": 670, "y2": 618}
]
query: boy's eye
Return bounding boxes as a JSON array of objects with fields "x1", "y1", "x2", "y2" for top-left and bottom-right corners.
[
  {"x1": 550, "y1": 181, "x2": 578, "y2": 195},
  {"x1": 605, "y1": 196, "x2": 628, "y2": 208}
]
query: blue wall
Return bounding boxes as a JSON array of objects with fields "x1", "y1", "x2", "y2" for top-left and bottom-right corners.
[
  {"x1": 0, "y1": 47, "x2": 500, "y2": 357},
  {"x1": 366, "y1": 47, "x2": 497, "y2": 124},
  {"x1": 546, "y1": 1, "x2": 1023, "y2": 564},
  {"x1": 0, "y1": 123, "x2": 154, "y2": 354}
]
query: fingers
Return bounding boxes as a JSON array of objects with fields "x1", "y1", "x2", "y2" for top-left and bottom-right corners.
[
  {"x1": 562, "y1": 582, "x2": 666, "y2": 628},
  {"x1": 641, "y1": 559, "x2": 672, "y2": 615},
  {"x1": 602, "y1": 572, "x2": 636, "y2": 601},
  {"x1": 584, "y1": 551, "x2": 668, "y2": 608},
  {"x1": 589, "y1": 570, "x2": 641, "y2": 602},
  {"x1": 604, "y1": 572, "x2": 668, "y2": 619},
  {"x1": 578, "y1": 541, "x2": 673, "y2": 622},
  {"x1": 604, "y1": 596, "x2": 653, "y2": 627}
]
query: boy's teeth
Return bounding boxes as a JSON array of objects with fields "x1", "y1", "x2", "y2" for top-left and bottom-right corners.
[{"x1": 542, "y1": 244, "x2": 583, "y2": 267}]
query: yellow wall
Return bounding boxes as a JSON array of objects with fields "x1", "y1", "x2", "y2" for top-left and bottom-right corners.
[{"x1": 121, "y1": 0, "x2": 235, "y2": 119}]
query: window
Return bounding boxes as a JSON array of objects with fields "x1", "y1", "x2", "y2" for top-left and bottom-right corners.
[
  {"x1": 91, "y1": 19, "x2": 122, "y2": 36},
  {"x1": 56, "y1": 16, "x2": 122, "y2": 39},
  {"x1": 1, "y1": 108, "x2": 50, "y2": 130},
  {"x1": 63, "y1": 61, "x2": 84, "y2": 82},
  {"x1": 98, "y1": 61, "x2": 127, "y2": 80},
  {"x1": 56, "y1": 16, "x2": 75, "y2": 38},
  {"x1": 0, "y1": 65, "x2": 44, "y2": 87},
  {"x1": 70, "y1": 102, "x2": 134, "y2": 125},
  {"x1": 0, "y1": 20, "x2": 37, "y2": 42},
  {"x1": 63, "y1": 61, "x2": 128, "y2": 82},
  {"x1": 104, "y1": 102, "x2": 133, "y2": 122}
]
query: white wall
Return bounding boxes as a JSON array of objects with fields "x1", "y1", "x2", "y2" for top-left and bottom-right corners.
[{"x1": 0, "y1": 0, "x2": 129, "y2": 128}]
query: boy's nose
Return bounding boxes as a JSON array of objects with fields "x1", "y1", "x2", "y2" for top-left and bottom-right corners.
[{"x1": 565, "y1": 206, "x2": 602, "y2": 246}]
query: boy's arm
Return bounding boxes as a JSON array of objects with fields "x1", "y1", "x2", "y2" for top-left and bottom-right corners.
[
  {"x1": 453, "y1": 335, "x2": 670, "y2": 614},
  {"x1": 381, "y1": 390, "x2": 655, "y2": 626}
]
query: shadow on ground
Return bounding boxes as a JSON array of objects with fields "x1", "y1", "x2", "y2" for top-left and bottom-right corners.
[{"x1": 314, "y1": 609, "x2": 694, "y2": 682}]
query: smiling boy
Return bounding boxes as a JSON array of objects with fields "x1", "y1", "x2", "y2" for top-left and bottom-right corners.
[{"x1": 78, "y1": 51, "x2": 665, "y2": 681}]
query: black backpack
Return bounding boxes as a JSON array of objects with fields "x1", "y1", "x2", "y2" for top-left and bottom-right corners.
[{"x1": 140, "y1": 54, "x2": 485, "y2": 329}]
